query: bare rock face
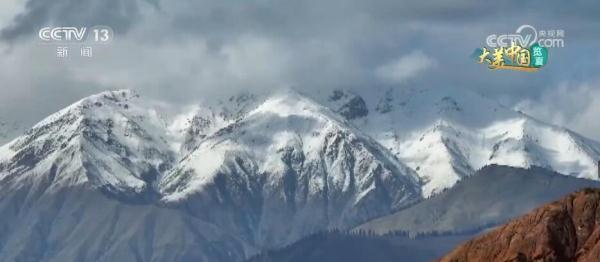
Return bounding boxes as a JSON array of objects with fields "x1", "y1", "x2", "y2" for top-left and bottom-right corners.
[
  {"x1": 440, "y1": 188, "x2": 600, "y2": 262},
  {"x1": 327, "y1": 89, "x2": 369, "y2": 120}
]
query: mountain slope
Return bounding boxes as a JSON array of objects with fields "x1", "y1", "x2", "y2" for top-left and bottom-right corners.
[
  {"x1": 245, "y1": 231, "x2": 475, "y2": 262},
  {"x1": 356, "y1": 165, "x2": 600, "y2": 235},
  {"x1": 440, "y1": 188, "x2": 600, "y2": 262},
  {"x1": 0, "y1": 186, "x2": 253, "y2": 262},
  {"x1": 159, "y1": 91, "x2": 422, "y2": 248},
  {"x1": 177, "y1": 93, "x2": 260, "y2": 155}
]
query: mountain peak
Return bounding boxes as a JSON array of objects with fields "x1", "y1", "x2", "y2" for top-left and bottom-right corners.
[{"x1": 0, "y1": 89, "x2": 174, "y2": 201}]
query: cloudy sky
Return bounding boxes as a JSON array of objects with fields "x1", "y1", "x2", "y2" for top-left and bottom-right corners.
[{"x1": 0, "y1": 0, "x2": 599, "y2": 140}]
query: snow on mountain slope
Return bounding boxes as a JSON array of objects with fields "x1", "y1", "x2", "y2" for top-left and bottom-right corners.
[
  {"x1": 325, "y1": 87, "x2": 600, "y2": 197},
  {"x1": 177, "y1": 93, "x2": 260, "y2": 155},
  {"x1": 159, "y1": 91, "x2": 421, "y2": 248},
  {"x1": 0, "y1": 90, "x2": 176, "y2": 201}
]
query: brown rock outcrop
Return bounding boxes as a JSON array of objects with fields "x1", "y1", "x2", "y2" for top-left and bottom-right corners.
[{"x1": 440, "y1": 188, "x2": 600, "y2": 262}]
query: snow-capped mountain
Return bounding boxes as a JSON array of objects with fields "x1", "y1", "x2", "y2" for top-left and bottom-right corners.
[
  {"x1": 0, "y1": 90, "x2": 422, "y2": 260},
  {"x1": 0, "y1": 90, "x2": 176, "y2": 201},
  {"x1": 160, "y1": 91, "x2": 421, "y2": 247},
  {"x1": 1, "y1": 87, "x2": 600, "y2": 261},
  {"x1": 5, "y1": 87, "x2": 596, "y2": 200},
  {"x1": 2, "y1": 87, "x2": 599, "y2": 205},
  {"x1": 326, "y1": 87, "x2": 600, "y2": 196}
]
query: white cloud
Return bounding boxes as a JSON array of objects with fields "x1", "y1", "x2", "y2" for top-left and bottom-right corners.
[
  {"x1": 375, "y1": 50, "x2": 436, "y2": 83},
  {"x1": 516, "y1": 81, "x2": 600, "y2": 141}
]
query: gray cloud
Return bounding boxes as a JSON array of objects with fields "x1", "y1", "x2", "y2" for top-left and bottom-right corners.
[
  {"x1": 0, "y1": 0, "x2": 157, "y2": 42},
  {"x1": 0, "y1": 0, "x2": 600, "y2": 141}
]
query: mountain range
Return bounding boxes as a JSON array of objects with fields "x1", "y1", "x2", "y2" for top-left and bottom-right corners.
[{"x1": 1, "y1": 87, "x2": 599, "y2": 261}]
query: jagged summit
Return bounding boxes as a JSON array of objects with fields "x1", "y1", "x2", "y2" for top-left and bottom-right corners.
[
  {"x1": 2, "y1": 87, "x2": 600, "y2": 201},
  {"x1": 337, "y1": 86, "x2": 600, "y2": 196},
  {"x1": 161, "y1": 90, "x2": 421, "y2": 201}
]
